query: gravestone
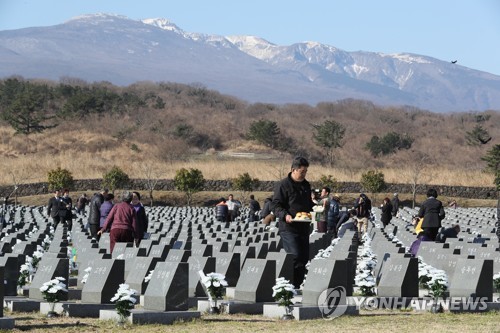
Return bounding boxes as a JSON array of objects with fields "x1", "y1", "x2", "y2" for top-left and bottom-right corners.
[
  {"x1": 28, "y1": 257, "x2": 69, "y2": 301},
  {"x1": 149, "y1": 244, "x2": 171, "y2": 260},
  {"x1": 125, "y1": 257, "x2": 160, "y2": 294},
  {"x1": 232, "y1": 245, "x2": 256, "y2": 269},
  {"x1": 122, "y1": 247, "x2": 147, "y2": 276},
  {"x1": 166, "y1": 249, "x2": 191, "y2": 262},
  {"x1": 233, "y1": 259, "x2": 275, "y2": 303},
  {"x1": 302, "y1": 259, "x2": 348, "y2": 305},
  {"x1": 0, "y1": 254, "x2": 24, "y2": 296},
  {"x1": 0, "y1": 267, "x2": 4, "y2": 316},
  {"x1": 377, "y1": 256, "x2": 418, "y2": 297},
  {"x1": 265, "y1": 252, "x2": 294, "y2": 282},
  {"x1": 143, "y1": 261, "x2": 189, "y2": 311},
  {"x1": 81, "y1": 259, "x2": 125, "y2": 304},
  {"x1": 215, "y1": 252, "x2": 241, "y2": 287},
  {"x1": 111, "y1": 242, "x2": 134, "y2": 258},
  {"x1": 187, "y1": 256, "x2": 216, "y2": 297},
  {"x1": 449, "y1": 258, "x2": 493, "y2": 301},
  {"x1": 190, "y1": 243, "x2": 213, "y2": 257}
]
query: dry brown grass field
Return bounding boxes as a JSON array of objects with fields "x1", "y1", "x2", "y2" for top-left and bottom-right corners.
[{"x1": 1, "y1": 82, "x2": 499, "y2": 199}]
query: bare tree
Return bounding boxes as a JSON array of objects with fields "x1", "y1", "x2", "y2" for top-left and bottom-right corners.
[
  {"x1": 9, "y1": 168, "x2": 35, "y2": 207},
  {"x1": 137, "y1": 162, "x2": 163, "y2": 207},
  {"x1": 400, "y1": 152, "x2": 433, "y2": 208}
]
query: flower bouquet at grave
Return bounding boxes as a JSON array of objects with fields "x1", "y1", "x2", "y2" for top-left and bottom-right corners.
[
  {"x1": 144, "y1": 269, "x2": 154, "y2": 283},
  {"x1": 201, "y1": 272, "x2": 228, "y2": 313},
  {"x1": 42, "y1": 234, "x2": 52, "y2": 251},
  {"x1": 81, "y1": 267, "x2": 92, "y2": 284},
  {"x1": 355, "y1": 270, "x2": 376, "y2": 296},
  {"x1": 32, "y1": 246, "x2": 44, "y2": 270},
  {"x1": 272, "y1": 277, "x2": 297, "y2": 319},
  {"x1": 39, "y1": 277, "x2": 68, "y2": 317},
  {"x1": 68, "y1": 247, "x2": 77, "y2": 274},
  {"x1": 17, "y1": 260, "x2": 34, "y2": 293},
  {"x1": 110, "y1": 283, "x2": 138, "y2": 325},
  {"x1": 427, "y1": 268, "x2": 448, "y2": 313},
  {"x1": 417, "y1": 257, "x2": 432, "y2": 289},
  {"x1": 493, "y1": 272, "x2": 500, "y2": 292}
]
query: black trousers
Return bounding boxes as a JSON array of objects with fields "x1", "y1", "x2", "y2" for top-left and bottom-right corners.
[{"x1": 280, "y1": 230, "x2": 309, "y2": 288}]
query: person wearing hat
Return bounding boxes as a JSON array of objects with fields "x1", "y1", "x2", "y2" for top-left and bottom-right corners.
[{"x1": 391, "y1": 193, "x2": 400, "y2": 217}]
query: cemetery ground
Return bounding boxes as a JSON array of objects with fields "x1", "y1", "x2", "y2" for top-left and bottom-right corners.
[
  {"x1": 2, "y1": 194, "x2": 499, "y2": 332},
  {"x1": 12, "y1": 191, "x2": 499, "y2": 209},
  {"x1": 3, "y1": 310, "x2": 500, "y2": 333}
]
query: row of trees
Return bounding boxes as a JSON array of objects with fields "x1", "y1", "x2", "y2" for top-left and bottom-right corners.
[
  {"x1": 246, "y1": 119, "x2": 414, "y2": 164},
  {"x1": 0, "y1": 78, "x2": 163, "y2": 135},
  {"x1": 10, "y1": 139, "x2": 497, "y2": 210}
]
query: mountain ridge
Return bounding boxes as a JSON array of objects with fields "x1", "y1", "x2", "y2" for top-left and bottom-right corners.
[{"x1": 1, "y1": 13, "x2": 499, "y2": 112}]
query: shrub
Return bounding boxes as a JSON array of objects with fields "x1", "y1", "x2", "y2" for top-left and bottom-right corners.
[
  {"x1": 47, "y1": 167, "x2": 74, "y2": 191},
  {"x1": 232, "y1": 172, "x2": 259, "y2": 204},
  {"x1": 360, "y1": 170, "x2": 386, "y2": 193},
  {"x1": 174, "y1": 168, "x2": 204, "y2": 206},
  {"x1": 102, "y1": 166, "x2": 130, "y2": 193}
]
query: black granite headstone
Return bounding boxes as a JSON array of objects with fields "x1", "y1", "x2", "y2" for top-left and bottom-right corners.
[
  {"x1": 302, "y1": 259, "x2": 348, "y2": 305},
  {"x1": 377, "y1": 256, "x2": 418, "y2": 297},
  {"x1": 234, "y1": 258, "x2": 276, "y2": 303},
  {"x1": 81, "y1": 259, "x2": 125, "y2": 304},
  {"x1": 143, "y1": 261, "x2": 189, "y2": 311}
]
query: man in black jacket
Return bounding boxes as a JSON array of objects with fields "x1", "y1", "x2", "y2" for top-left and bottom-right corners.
[
  {"x1": 47, "y1": 189, "x2": 63, "y2": 228},
  {"x1": 271, "y1": 156, "x2": 314, "y2": 288},
  {"x1": 88, "y1": 188, "x2": 108, "y2": 239},
  {"x1": 418, "y1": 188, "x2": 446, "y2": 241}
]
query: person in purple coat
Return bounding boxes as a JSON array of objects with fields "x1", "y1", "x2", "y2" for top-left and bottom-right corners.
[{"x1": 99, "y1": 193, "x2": 114, "y2": 230}]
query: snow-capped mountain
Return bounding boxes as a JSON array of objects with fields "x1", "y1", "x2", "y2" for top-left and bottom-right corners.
[{"x1": 1, "y1": 13, "x2": 499, "y2": 112}]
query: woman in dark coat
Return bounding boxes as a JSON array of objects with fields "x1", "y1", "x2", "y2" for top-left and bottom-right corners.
[
  {"x1": 380, "y1": 197, "x2": 393, "y2": 228},
  {"x1": 131, "y1": 191, "x2": 148, "y2": 246}
]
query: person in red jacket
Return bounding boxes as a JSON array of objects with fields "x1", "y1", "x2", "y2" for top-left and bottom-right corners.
[{"x1": 98, "y1": 190, "x2": 138, "y2": 253}]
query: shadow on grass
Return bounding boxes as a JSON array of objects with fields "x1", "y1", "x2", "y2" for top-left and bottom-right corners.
[
  {"x1": 202, "y1": 317, "x2": 276, "y2": 323},
  {"x1": 14, "y1": 322, "x2": 96, "y2": 331}
]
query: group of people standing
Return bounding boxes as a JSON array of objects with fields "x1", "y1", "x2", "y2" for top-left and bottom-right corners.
[
  {"x1": 47, "y1": 189, "x2": 74, "y2": 231},
  {"x1": 48, "y1": 188, "x2": 148, "y2": 253},
  {"x1": 268, "y1": 156, "x2": 407, "y2": 289}
]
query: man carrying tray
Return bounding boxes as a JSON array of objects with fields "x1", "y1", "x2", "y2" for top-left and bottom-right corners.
[{"x1": 271, "y1": 156, "x2": 314, "y2": 288}]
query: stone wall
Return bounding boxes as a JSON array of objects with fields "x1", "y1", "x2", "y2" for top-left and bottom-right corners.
[{"x1": 0, "y1": 179, "x2": 496, "y2": 201}]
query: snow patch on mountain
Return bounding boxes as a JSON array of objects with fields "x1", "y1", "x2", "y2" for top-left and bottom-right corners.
[{"x1": 384, "y1": 53, "x2": 431, "y2": 64}]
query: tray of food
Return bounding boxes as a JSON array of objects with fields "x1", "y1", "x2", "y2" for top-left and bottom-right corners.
[{"x1": 291, "y1": 212, "x2": 312, "y2": 222}]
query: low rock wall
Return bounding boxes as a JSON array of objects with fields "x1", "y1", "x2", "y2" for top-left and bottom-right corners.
[{"x1": 0, "y1": 179, "x2": 496, "y2": 200}]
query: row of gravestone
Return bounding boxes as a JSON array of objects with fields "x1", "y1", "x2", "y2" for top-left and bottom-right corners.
[
  {"x1": 369, "y1": 206, "x2": 499, "y2": 300},
  {"x1": 1, "y1": 205, "x2": 357, "y2": 312},
  {"x1": 2, "y1": 204, "x2": 499, "y2": 315}
]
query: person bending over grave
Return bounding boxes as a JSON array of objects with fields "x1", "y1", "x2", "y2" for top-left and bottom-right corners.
[
  {"x1": 336, "y1": 209, "x2": 357, "y2": 237},
  {"x1": 271, "y1": 156, "x2": 314, "y2": 288},
  {"x1": 98, "y1": 190, "x2": 138, "y2": 253},
  {"x1": 436, "y1": 224, "x2": 460, "y2": 243}
]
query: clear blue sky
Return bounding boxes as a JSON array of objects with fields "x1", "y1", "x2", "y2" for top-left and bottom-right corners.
[{"x1": 1, "y1": 0, "x2": 500, "y2": 75}]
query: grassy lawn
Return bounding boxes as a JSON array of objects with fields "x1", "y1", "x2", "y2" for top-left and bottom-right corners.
[{"x1": 3, "y1": 310, "x2": 500, "y2": 333}]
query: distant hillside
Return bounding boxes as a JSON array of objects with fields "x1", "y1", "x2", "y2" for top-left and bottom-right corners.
[{"x1": 0, "y1": 78, "x2": 498, "y2": 189}]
